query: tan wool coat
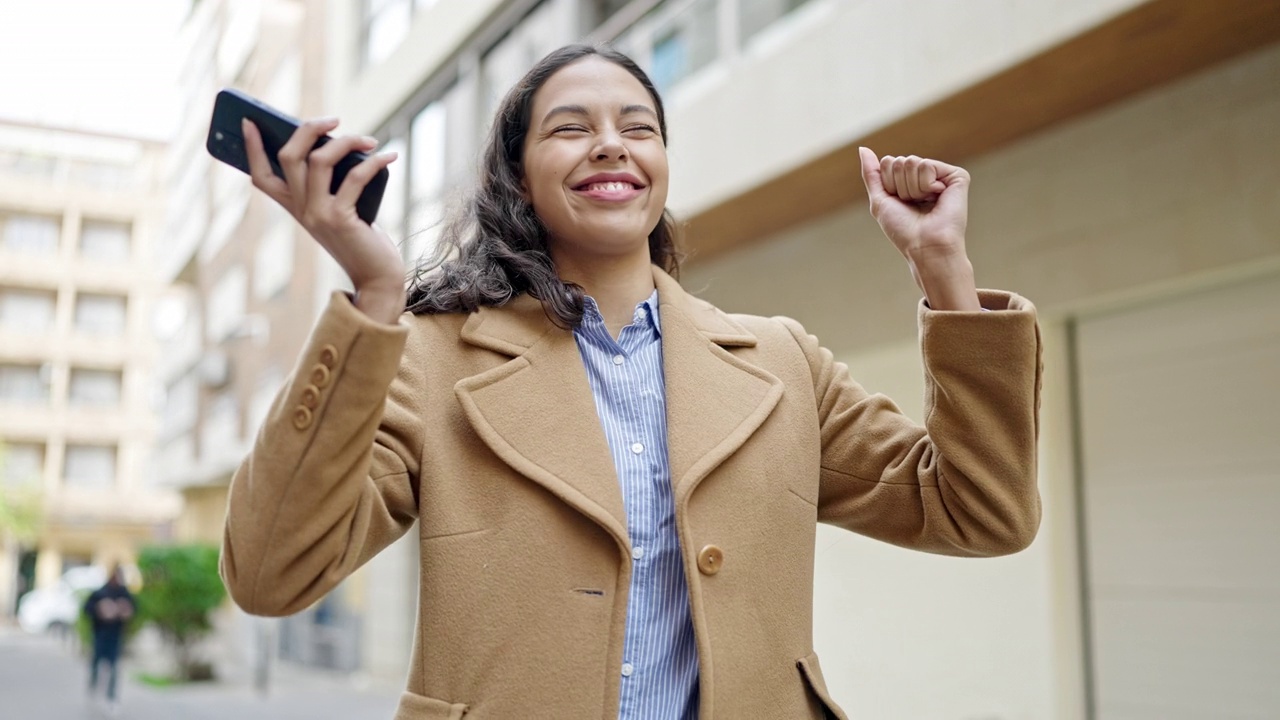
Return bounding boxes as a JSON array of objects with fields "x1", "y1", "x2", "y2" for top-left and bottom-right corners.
[{"x1": 221, "y1": 267, "x2": 1043, "y2": 720}]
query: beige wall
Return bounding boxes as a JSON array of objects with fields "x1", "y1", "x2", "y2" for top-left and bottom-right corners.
[{"x1": 683, "y1": 37, "x2": 1280, "y2": 720}]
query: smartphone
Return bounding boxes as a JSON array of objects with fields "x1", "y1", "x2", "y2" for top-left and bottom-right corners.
[{"x1": 206, "y1": 88, "x2": 388, "y2": 225}]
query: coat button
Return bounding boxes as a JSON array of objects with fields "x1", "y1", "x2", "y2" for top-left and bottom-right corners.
[
  {"x1": 309, "y1": 363, "x2": 332, "y2": 388},
  {"x1": 292, "y1": 406, "x2": 313, "y2": 431},
  {"x1": 300, "y1": 384, "x2": 321, "y2": 410},
  {"x1": 319, "y1": 344, "x2": 339, "y2": 369},
  {"x1": 697, "y1": 545, "x2": 724, "y2": 576}
]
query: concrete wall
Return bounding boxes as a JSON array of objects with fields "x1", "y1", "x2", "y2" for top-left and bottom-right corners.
[
  {"x1": 683, "y1": 38, "x2": 1280, "y2": 720},
  {"x1": 665, "y1": 0, "x2": 1149, "y2": 217}
]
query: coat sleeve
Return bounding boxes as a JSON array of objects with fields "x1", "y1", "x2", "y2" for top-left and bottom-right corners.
[
  {"x1": 221, "y1": 292, "x2": 420, "y2": 616},
  {"x1": 778, "y1": 289, "x2": 1043, "y2": 557}
]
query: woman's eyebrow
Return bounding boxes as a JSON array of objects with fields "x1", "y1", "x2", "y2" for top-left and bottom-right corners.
[{"x1": 542, "y1": 104, "x2": 658, "y2": 123}]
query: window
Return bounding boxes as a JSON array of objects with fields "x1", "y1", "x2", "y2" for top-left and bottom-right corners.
[
  {"x1": 1, "y1": 214, "x2": 60, "y2": 255},
  {"x1": 648, "y1": 0, "x2": 719, "y2": 93},
  {"x1": 254, "y1": 208, "x2": 294, "y2": 300},
  {"x1": 207, "y1": 266, "x2": 247, "y2": 342},
  {"x1": 0, "y1": 288, "x2": 57, "y2": 334},
  {"x1": 363, "y1": 0, "x2": 412, "y2": 67},
  {"x1": 74, "y1": 293, "x2": 128, "y2": 336},
  {"x1": 63, "y1": 444, "x2": 117, "y2": 489},
  {"x1": 1, "y1": 442, "x2": 45, "y2": 487},
  {"x1": 68, "y1": 368, "x2": 123, "y2": 407},
  {"x1": 79, "y1": 221, "x2": 132, "y2": 263},
  {"x1": 0, "y1": 364, "x2": 49, "y2": 404},
  {"x1": 481, "y1": 1, "x2": 566, "y2": 120},
  {"x1": 201, "y1": 389, "x2": 241, "y2": 456},
  {"x1": 740, "y1": 0, "x2": 813, "y2": 45},
  {"x1": 162, "y1": 371, "x2": 199, "y2": 436}
]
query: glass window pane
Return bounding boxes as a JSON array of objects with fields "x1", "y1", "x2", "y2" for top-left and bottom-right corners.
[
  {"x1": 365, "y1": 0, "x2": 411, "y2": 67},
  {"x1": 206, "y1": 267, "x2": 246, "y2": 342},
  {"x1": 0, "y1": 289, "x2": 57, "y2": 334},
  {"x1": 68, "y1": 368, "x2": 123, "y2": 407},
  {"x1": 740, "y1": 0, "x2": 812, "y2": 45},
  {"x1": 649, "y1": 0, "x2": 719, "y2": 93},
  {"x1": 2, "y1": 214, "x2": 60, "y2": 255},
  {"x1": 63, "y1": 444, "x2": 117, "y2": 489},
  {"x1": 0, "y1": 364, "x2": 49, "y2": 404},
  {"x1": 410, "y1": 102, "x2": 447, "y2": 204},
  {"x1": 79, "y1": 221, "x2": 132, "y2": 263},
  {"x1": 74, "y1": 293, "x2": 128, "y2": 336},
  {"x1": 1, "y1": 442, "x2": 45, "y2": 487}
]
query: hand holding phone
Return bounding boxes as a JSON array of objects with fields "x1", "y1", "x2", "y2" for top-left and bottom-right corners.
[
  {"x1": 207, "y1": 89, "x2": 389, "y2": 223},
  {"x1": 206, "y1": 89, "x2": 406, "y2": 324}
]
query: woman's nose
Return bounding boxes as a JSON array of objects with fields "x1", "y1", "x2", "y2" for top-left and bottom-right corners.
[{"x1": 593, "y1": 132, "x2": 627, "y2": 161}]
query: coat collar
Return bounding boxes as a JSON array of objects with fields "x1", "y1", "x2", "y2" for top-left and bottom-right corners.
[
  {"x1": 452, "y1": 266, "x2": 780, "y2": 550},
  {"x1": 458, "y1": 267, "x2": 757, "y2": 355}
]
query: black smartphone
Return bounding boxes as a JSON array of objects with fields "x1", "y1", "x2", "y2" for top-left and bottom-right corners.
[{"x1": 206, "y1": 88, "x2": 388, "y2": 225}]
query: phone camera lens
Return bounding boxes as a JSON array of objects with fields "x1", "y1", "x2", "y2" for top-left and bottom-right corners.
[{"x1": 214, "y1": 131, "x2": 224, "y2": 141}]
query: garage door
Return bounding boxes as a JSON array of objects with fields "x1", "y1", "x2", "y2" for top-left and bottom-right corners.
[{"x1": 1076, "y1": 273, "x2": 1280, "y2": 719}]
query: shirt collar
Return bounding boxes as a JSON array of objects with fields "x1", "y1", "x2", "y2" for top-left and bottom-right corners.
[{"x1": 581, "y1": 289, "x2": 662, "y2": 337}]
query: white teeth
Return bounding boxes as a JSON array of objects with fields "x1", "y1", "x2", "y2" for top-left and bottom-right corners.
[{"x1": 583, "y1": 181, "x2": 635, "y2": 192}]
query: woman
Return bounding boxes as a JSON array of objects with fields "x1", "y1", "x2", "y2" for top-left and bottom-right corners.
[{"x1": 221, "y1": 45, "x2": 1041, "y2": 720}]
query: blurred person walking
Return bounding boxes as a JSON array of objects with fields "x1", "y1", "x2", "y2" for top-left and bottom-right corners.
[
  {"x1": 84, "y1": 566, "x2": 134, "y2": 714},
  {"x1": 221, "y1": 44, "x2": 1043, "y2": 719}
]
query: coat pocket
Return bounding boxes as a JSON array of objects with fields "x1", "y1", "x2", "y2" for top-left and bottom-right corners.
[
  {"x1": 796, "y1": 652, "x2": 849, "y2": 720},
  {"x1": 393, "y1": 691, "x2": 469, "y2": 720}
]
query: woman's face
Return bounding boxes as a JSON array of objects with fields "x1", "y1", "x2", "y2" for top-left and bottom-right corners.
[{"x1": 522, "y1": 57, "x2": 669, "y2": 264}]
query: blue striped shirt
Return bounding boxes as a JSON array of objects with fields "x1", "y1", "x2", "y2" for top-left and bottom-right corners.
[{"x1": 575, "y1": 291, "x2": 699, "y2": 720}]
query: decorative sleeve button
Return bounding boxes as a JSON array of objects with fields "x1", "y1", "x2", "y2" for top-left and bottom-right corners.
[
  {"x1": 309, "y1": 364, "x2": 332, "y2": 389},
  {"x1": 300, "y1": 385, "x2": 321, "y2": 410},
  {"x1": 318, "y1": 344, "x2": 339, "y2": 369},
  {"x1": 292, "y1": 406, "x2": 314, "y2": 431}
]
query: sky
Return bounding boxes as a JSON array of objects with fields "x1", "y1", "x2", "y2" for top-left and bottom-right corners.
[{"x1": 0, "y1": 0, "x2": 191, "y2": 139}]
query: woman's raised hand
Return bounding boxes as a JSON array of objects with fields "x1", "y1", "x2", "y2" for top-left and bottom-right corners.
[
  {"x1": 243, "y1": 117, "x2": 406, "y2": 324},
  {"x1": 858, "y1": 147, "x2": 980, "y2": 311}
]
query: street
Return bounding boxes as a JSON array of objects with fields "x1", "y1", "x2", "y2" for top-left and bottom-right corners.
[{"x1": 0, "y1": 628, "x2": 401, "y2": 719}]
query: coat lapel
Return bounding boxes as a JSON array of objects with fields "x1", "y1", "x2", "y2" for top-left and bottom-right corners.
[
  {"x1": 653, "y1": 269, "x2": 784, "y2": 504},
  {"x1": 454, "y1": 295, "x2": 630, "y2": 547},
  {"x1": 453, "y1": 269, "x2": 784, "y2": 543}
]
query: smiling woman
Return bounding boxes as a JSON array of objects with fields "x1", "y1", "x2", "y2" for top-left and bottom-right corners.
[
  {"x1": 406, "y1": 45, "x2": 680, "y2": 333},
  {"x1": 221, "y1": 42, "x2": 1044, "y2": 720}
]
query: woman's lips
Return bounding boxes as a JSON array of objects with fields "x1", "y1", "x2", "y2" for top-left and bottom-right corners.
[{"x1": 573, "y1": 181, "x2": 644, "y2": 202}]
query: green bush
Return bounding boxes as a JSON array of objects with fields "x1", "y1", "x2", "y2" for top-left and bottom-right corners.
[{"x1": 136, "y1": 544, "x2": 226, "y2": 681}]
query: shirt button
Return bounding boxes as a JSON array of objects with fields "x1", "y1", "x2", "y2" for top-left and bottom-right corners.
[
  {"x1": 632, "y1": 546, "x2": 645, "y2": 560},
  {"x1": 612, "y1": 354, "x2": 624, "y2": 365},
  {"x1": 630, "y1": 442, "x2": 643, "y2": 454},
  {"x1": 621, "y1": 663, "x2": 634, "y2": 677}
]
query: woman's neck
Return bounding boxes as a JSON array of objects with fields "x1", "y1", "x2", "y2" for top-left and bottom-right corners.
[{"x1": 555, "y1": 248, "x2": 655, "y2": 338}]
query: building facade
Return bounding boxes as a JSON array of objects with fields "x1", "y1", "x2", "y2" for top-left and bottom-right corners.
[
  {"x1": 0, "y1": 119, "x2": 179, "y2": 619},
  {"x1": 315, "y1": 0, "x2": 1279, "y2": 716},
  {"x1": 156, "y1": 0, "x2": 361, "y2": 677}
]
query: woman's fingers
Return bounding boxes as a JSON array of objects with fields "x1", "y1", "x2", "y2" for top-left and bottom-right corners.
[
  {"x1": 241, "y1": 120, "x2": 290, "y2": 206},
  {"x1": 879, "y1": 155, "x2": 898, "y2": 196},
  {"x1": 878, "y1": 155, "x2": 949, "y2": 202},
  {"x1": 304, "y1": 135, "x2": 379, "y2": 220},
  {"x1": 334, "y1": 150, "x2": 399, "y2": 211},
  {"x1": 277, "y1": 117, "x2": 339, "y2": 204}
]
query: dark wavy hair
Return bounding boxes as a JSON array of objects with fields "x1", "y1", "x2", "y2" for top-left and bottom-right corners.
[{"x1": 404, "y1": 44, "x2": 681, "y2": 328}]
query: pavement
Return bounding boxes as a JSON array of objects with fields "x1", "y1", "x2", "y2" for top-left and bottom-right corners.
[{"x1": 0, "y1": 628, "x2": 402, "y2": 719}]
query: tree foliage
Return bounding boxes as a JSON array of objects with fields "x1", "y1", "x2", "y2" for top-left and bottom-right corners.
[
  {"x1": 136, "y1": 544, "x2": 226, "y2": 680},
  {"x1": 0, "y1": 442, "x2": 43, "y2": 543}
]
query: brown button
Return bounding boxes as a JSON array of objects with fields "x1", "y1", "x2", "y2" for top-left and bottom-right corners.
[
  {"x1": 300, "y1": 385, "x2": 321, "y2": 410},
  {"x1": 696, "y1": 545, "x2": 724, "y2": 576},
  {"x1": 292, "y1": 406, "x2": 313, "y2": 430},
  {"x1": 309, "y1": 364, "x2": 332, "y2": 388},
  {"x1": 319, "y1": 344, "x2": 339, "y2": 369}
]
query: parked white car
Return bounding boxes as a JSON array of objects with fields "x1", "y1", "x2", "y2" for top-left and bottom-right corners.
[{"x1": 17, "y1": 565, "x2": 108, "y2": 635}]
